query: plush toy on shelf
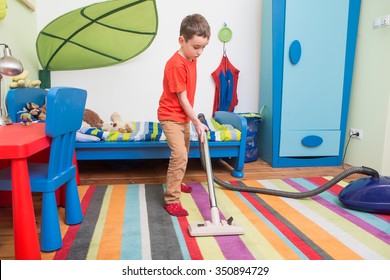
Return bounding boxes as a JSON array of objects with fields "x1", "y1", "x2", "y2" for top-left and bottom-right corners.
[{"x1": 9, "y1": 70, "x2": 41, "y2": 88}]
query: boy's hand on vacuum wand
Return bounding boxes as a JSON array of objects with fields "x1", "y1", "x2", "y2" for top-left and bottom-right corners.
[{"x1": 195, "y1": 122, "x2": 209, "y2": 143}]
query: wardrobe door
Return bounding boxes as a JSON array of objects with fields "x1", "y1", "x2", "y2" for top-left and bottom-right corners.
[
  {"x1": 279, "y1": 0, "x2": 350, "y2": 157},
  {"x1": 258, "y1": 0, "x2": 360, "y2": 167}
]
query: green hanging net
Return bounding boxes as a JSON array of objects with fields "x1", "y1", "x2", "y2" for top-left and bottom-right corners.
[{"x1": 36, "y1": 0, "x2": 158, "y2": 71}]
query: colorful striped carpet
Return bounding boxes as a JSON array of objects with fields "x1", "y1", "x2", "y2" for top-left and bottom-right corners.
[{"x1": 42, "y1": 177, "x2": 390, "y2": 260}]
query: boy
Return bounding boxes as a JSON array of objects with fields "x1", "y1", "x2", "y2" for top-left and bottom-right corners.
[{"x1": 157, "y1": 14, "x2": 211, "y2": 216}]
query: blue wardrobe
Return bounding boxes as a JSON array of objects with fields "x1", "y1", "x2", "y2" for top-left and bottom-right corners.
[{"x1": 258, "y1": 0, "x2": 361, "y2": 167}]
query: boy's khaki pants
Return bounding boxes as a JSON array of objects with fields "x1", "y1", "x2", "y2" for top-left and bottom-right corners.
[{"x1": 160, "y1": 121, "x2": 190, "y2": 204}]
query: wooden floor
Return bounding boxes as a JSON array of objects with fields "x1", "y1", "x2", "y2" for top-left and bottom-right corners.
[
  {"x1": 77, "y1": 158, "x2": 363, "y2": 186},
  {"x1": 0, "y1": 158, "x2": 364, "y2": 260}
]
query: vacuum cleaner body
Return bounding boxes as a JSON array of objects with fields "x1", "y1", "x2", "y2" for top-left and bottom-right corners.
[{"x1": 338, "y1": 176, "x2": 390, "y2": 214}]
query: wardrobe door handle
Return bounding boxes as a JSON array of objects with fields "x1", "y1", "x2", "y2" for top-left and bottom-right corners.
[
  {"x1": 289, "y1": 40, "x2": 302, "y2": 65},
  {"x1": 301, "y1": 135, "x2": 323, "y2": 147}
]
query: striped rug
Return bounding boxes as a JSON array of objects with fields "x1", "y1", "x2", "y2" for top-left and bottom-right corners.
[{"x1": 42, "y1": 177, "x2": 390, "y2": 260}]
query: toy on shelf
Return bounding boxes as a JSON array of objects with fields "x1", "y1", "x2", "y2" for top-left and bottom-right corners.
[{"x1": 9, "y1": 70, "x2": 41, "y2": 88}]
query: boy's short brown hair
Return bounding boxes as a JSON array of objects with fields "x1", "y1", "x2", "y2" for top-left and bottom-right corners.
[{"x1": 180, "y1": 14, "x2": 211, "y2": 41}]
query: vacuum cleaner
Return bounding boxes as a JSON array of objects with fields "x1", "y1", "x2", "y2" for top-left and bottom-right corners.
[
  {"x1": 189, "y1": 114, "x2": 390, "y2": 237},
  {"x1": 188, "y1": 128, "x2": 245, "y2": 237}
]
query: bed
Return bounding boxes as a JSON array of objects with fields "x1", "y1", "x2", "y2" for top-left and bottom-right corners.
[{"x1": 5, "y1": 87, "x2": 248, "y2": 178}]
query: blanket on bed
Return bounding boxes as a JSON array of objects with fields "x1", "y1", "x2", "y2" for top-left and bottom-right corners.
[{"x1": 77, "y1": 118, "x2": 241, "y2": 142}]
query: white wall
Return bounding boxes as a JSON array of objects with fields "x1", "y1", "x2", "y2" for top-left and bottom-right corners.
[{"x1": 36, "y1": 0, "x2": 262, "y2": 122}]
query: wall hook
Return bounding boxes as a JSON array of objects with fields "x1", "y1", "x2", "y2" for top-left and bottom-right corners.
[{"x1": 218, "y1": 23, "x2": 232, "y2": 43}]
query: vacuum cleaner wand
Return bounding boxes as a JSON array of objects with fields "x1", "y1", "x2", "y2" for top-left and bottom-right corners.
[{"x1": 188, "y1": 114, "x2": 244, "y2": 236}]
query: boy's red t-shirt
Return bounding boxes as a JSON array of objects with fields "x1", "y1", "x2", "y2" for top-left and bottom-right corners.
[{"x1": 158, "y1": 51, "x2": 197, "y2": 123}]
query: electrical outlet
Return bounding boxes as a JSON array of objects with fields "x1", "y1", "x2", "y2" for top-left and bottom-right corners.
[
  {"x1": 381, "y1": 15, "x2": 390, "y2": 26},
  {"x1": 350, "y1": 128, "x2": 363, "y2": 140},
  {"x1": 373, "y1": 14, "x2": 390, "y2": 28}
]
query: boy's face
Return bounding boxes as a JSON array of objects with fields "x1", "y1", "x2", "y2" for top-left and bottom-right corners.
[{"x1": 178, "y1": 35, "x2": 209, "y2": 61}]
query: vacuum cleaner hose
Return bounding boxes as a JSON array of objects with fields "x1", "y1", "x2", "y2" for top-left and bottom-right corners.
[
  {"x1": 212, "y1": 165, "x2": 379, "y2": 199},
  {"x1": 197, "y1": 113, "x2": 380, "y2": 199}
]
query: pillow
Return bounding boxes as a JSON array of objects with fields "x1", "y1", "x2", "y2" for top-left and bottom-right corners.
[
  {"x1": 79, "y1": 126, "x2": 107, "y2": 139},
  {"x1": 76, "y1": 132, "x2": 101, "y2": 142}
]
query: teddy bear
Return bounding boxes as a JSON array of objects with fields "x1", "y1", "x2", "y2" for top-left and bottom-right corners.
[
  {"x1": 9, "y1": 70, "x2": 41, "y2": 88},
  {"x1": 102, "y1": 112, "x2": 134, "y2": 133},
  {"x1": 83, "y1": 108, "x2": 104, "y2": 128}
]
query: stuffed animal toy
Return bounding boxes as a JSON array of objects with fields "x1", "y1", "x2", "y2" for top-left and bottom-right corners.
[
  {"x1": 103, "y1": 112, "x2": 134, "y2": 133},
  {"x1": 9, "y1": 70, "x2": 41, "y2": 88},
  {"x1": 83, "y1": 108, "x2": 104, "y2": 128},
  {"x1": 101, "y1": 122, "x2": 114, "y2": 132},
  {"x1": 25, "y1": 102, "x2": 46, "y2": 121},
  {"x1": 20, "y1": 112, "x2": 33, "y2": 125}
]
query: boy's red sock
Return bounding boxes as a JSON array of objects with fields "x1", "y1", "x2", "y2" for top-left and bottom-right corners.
[
  {"x1": 164, "y1": 202, "x2": 189, "y2": 217},
  {"x1": 181, "y1": 183, "x2": 193, "y2": 193}
]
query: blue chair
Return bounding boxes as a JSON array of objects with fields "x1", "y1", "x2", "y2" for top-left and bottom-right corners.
[{"x1": 0, "y1": 87, "x2": 87, "y2": 252}]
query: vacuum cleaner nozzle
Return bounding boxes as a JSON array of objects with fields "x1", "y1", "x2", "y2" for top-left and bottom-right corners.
[
  {"x1": 188, "y1": 220, "x2": 244, "y2": 237},
  {"x1": 188, "y1": 206, "x2": 244, "y2": 237}
]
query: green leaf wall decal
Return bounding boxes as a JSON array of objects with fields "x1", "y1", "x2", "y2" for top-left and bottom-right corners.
[{"x1": 36, "y1": 0, "x2": 158, "y2": 71}]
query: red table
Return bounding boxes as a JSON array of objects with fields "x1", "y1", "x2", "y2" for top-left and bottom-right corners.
[{"x1": 0, "y1": 122, "x2": 50, "y2": 260}]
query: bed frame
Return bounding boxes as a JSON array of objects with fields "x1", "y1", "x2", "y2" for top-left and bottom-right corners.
[{"x1": 6, "y1": 88, "x2": 247, "y2": 178}]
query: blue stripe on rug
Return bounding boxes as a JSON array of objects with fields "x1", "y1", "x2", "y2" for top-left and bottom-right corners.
[{"x1": 121, "y1": 185, "x2": 142, "y2": 260}]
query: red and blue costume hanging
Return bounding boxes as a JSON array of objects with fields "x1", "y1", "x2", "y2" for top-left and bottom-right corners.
[{"x1": 211, "y1": 54, "x2": 239, "y2": 115}]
